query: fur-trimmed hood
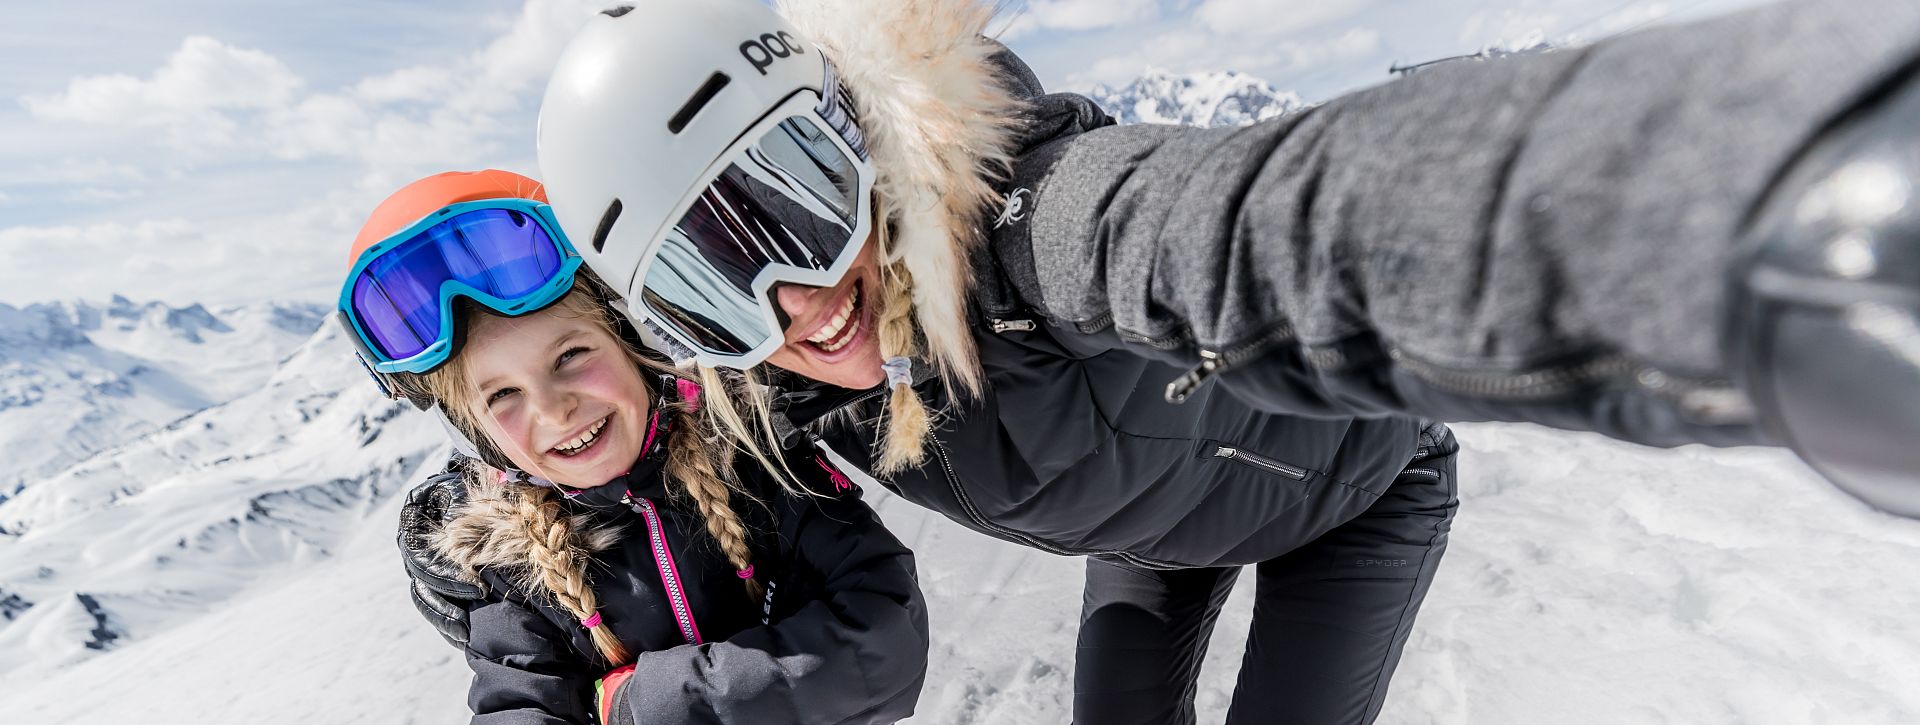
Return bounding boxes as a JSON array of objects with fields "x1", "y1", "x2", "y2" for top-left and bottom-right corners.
[{"x1": 778, "y1": 0, "x2": 1028, "y2": 391}]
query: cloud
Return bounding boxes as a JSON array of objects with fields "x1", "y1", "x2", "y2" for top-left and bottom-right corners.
[
  {"x1": 1071, "y1": 26, "x2": 1381, "y2": 89},
  {"x1": 0, "y1": 220, "x2": 201, "y2": 301},
  {"x1": 1002, "y1": 0, "x2": 1158, "y2": 40},
  {"x1": 18, "y1": 0, "x2": 603, "y2": 174},
  {"x1": 22, "y1": 35, "x2": 303, "y2": 152},
  {"x1": 353, "y1": 66, "x2": 457, "y2": 105},
  {"x1": 28, "y1": 159, "x2": 149, "y2": 185},
  {"x1": 1457, "y1": 1, "x2": 1672, "y2": 50},
  {"x1": 23, "y1": 36, "x2": 302, "y2": 122},
  {"x1": 1195, "y1": 0, "x2": 1376, "y2": 36}
]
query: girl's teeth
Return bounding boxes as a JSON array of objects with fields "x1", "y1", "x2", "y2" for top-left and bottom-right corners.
[{"x1": 557, "y1": 418, "x2": 607, "y2": 453}]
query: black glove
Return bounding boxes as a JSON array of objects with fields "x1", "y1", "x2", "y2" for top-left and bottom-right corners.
[
  {"x1": 397, "y1": 465, "x2": 484, "y2": 648},
  {"x1": 1733, "y1": 72, "x2": 1920, "y2": 518}
]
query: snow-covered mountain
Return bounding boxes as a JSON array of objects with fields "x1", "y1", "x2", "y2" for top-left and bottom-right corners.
[
  {"x1": 1086, "y1": 69, "x2": 1309, "y2": 127},
  {"x1": 0, "y1": 297, "x2": 325, "y2": 501},
  {"x1": 0, "y1": 318, "x2": 445, "y2": 675}
]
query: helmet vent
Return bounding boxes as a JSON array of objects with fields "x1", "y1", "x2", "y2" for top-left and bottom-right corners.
[
  {"x1": 591, "y1": 198, "x2": 622, "y2": 253},
  {"x1": 601, "y1": 5, "x2": 634, "y2": 18},
  {"x1": 668, "y1": 72, "x2": 731, "y2": 135}
]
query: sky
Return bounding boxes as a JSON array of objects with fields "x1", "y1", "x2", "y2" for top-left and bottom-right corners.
[{"x1": 0, "y1": 0, "x2": 1772, "y2": 307}]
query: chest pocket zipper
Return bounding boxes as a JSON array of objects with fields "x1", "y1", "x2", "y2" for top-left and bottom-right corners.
[{"x1": 1212, "y1": 446, "x2": 1310, "y2": 481}]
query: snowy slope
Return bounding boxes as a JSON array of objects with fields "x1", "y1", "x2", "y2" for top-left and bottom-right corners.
[{"x1": 0, "y1": 297, "x2": 325, "y2": 501}]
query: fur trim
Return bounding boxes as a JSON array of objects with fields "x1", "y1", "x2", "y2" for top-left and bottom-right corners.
[
  {"x1": 431, "y1": 482, "x2": 622, "y2": 598},
  {"x1": 779, "y1": 0, "x2": 1027, "y2": 395}
]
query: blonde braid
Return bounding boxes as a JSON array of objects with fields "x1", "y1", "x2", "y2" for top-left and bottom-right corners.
[
  {"x1": 514, "y1": 485, "x2": 631, "y2": 666},
  {"x1": 663, "y1": 418, "x2": 765, "y2": 602},
  {"x1": 874, "y1": 206, "x2": 931, "y2": 474},
  {"x1": 696, "y1": 365, "x2": 801, "y2": 493}
]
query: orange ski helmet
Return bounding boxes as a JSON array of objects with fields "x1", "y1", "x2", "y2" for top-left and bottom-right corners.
[{"x1": 349, "y1": 169, "x2": 548, "y2": 266}]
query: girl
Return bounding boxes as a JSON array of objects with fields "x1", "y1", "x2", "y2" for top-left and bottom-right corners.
[{"x1": 342, "y1": 170, "x2": 928, "y2": 724}]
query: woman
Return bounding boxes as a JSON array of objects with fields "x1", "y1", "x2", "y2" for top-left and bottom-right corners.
[
  {"x1": 345, "y1": 170, "x2": 928, "y2": 724},
  {"x1": 434, "y1": 3, "x2": 1454, "y2": 724}
]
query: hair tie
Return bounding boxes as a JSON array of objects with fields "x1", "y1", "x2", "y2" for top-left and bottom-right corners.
[
  {"x1": 736, "y1": 566, "x2": 755, "y2": 580},
  {"x1": 880, "y1": 356, "x2": 913, "y2": 389},
  {"x1": 675, "y1": 378, "x2": 703, "y2": 412},
  {"x1": 580, "y1": 611, "x2": 603, "y2": 629}
]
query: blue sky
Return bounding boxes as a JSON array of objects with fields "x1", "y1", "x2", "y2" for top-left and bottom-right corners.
[{"x1": 0, "y1": 0, "x2": 1768, "y2": 306}]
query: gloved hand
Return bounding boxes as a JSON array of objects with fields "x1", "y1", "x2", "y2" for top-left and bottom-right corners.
[
  {"x1": 397, "y1": 463, "x2": 485, "y2": 648},
  {"x1": 1734, "y1": 72, "x2": 1920, "y2": 518},
  {"x1": 595, "y1": 664, "x2": 637, "y2": 725}
]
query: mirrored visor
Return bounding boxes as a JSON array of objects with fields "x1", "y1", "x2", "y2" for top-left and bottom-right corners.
[{"x1": 641, "y1": 114, "x2": 862, "y2": 356}]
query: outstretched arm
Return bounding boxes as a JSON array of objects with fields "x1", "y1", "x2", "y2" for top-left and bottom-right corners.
[{"x1": 988, "y1": 0, "x2": 1920, "y2": 514}]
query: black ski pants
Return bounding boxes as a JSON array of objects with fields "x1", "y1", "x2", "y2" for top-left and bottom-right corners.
[{"x1": 1072, "y1": 428, "x2": 1459, "y2": 724}]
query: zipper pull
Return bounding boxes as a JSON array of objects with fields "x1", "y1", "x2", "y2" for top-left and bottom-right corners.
[
  {"x1": 1165, "y1": 350, "x2": 1226, "y2": 404},
  {"x1": 990, "y1": 318, "x2": 1036, "y2": 333}
]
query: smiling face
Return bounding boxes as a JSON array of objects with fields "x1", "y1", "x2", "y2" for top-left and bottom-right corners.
[
  {"x1": 453, "y1": 303, "x2": 653, "y2": 488},
  {"x1": 765, "y1": 237, "x2": 887, "y2": 390}
]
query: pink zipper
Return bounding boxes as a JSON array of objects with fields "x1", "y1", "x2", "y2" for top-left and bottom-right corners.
[{"x1": 624, "y1": 492, "x2": 703, "y2": 646}]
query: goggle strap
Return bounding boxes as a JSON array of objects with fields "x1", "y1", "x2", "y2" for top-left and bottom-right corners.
[
  {"x1": 353, "y1": 352, "x2": 398, "y2": 400},
  {"x1": 816, "y1": 56, "x2": 868, "y2": 162}
]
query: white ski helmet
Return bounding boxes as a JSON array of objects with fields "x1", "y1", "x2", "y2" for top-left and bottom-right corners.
[{"x1": 538, "y1": 0, "x2": 875, "y2": 369}]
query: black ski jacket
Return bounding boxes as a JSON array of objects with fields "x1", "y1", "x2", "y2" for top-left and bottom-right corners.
[{"x1": 776, "y1": 20, "x2": 1434, "y2": 568}]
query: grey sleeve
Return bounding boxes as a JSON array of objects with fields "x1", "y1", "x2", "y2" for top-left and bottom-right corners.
[
  {"x1": 1002, "y1": 0, "x2": 1920, "y2": 447},
  {"x1": 612, "y1": 479, "x2": 928, "y2": 724}
]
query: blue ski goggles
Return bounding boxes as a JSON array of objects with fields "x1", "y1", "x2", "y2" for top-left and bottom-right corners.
[{"x1": 337, "y1": 198, "x2": 583, "y2": 375}]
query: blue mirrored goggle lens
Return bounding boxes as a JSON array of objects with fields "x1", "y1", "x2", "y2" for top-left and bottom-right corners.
[{"x1": 350, "y1": 208, "x2": 563, "y2": 362}]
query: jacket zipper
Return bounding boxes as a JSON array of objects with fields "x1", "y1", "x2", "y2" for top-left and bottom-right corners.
[
  {"x1": 1389, "y1": 349, "x2": 1750, "y2": 424},
  {"x1": 1212, "y1": 446, "x2": 1310, "y2": 481},
  {"x1": 1387, "y1": 349, "x2": 1636, "y2": 401},
  {"x1": 990, "y1": 318, "x2": 1035, "y2": 333},
  {"x1": 624, "y1": 492, "x2": 703, "y2": 646},
  {"x1": 1164, "y1": 329, "x2": 1291, "y2": 403},
  {"x1": 926, "y1": 431, "x2": 1174, "y2": 570}
]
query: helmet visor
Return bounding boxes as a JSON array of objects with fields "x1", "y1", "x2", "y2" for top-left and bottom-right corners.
[
  {"x1": 346, "y1": 205, "x2": 570, "y2": 365},
  {"x1": 641, "y1": 114, "x2": 864, "y2": 358}
]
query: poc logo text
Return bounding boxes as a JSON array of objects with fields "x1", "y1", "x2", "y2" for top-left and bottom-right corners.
[{"x1": 741, "y1": 31, "x2": 805, "y2": 75}]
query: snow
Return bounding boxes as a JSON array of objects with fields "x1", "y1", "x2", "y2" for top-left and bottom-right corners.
[
  {"x1": 4, "y1": 70, "x2": 1919, "y2": 723},
  {"x1": 4, "y1": 418, "x2": 1918, "y2": 724},
  {"x1": 0, "y1": 297, "x2": 325, "y2": 501}
]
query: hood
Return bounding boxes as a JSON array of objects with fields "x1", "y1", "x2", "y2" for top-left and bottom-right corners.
[{"x1": 778, "y1": 0, "x2": 1028, "y2": 392}]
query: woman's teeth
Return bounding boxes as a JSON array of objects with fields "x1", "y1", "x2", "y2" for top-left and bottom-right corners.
[
  {"x1": 807, "y1": 287, "x2": 861, "y2": 352},
  {"x1": 554, "y1": 417, "x2": 608, "y2": 455}
]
